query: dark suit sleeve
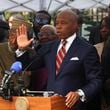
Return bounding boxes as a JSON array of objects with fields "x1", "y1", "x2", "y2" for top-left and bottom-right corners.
[
  {"x1": 81, "y1": 46, "x2": 103, "y2": 101},
  {"x1": 16, "y1": 51, "x2": 44, "y2": 71},
  {"x1": 15, "y1": 43, "x2": 51, "y2": 71},
  {"x1": 16, "y1": 51, "x2": 30, "y2": 70}
]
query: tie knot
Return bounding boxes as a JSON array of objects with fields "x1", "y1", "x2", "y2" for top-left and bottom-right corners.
[{"x1": 62, "y1": 40, "x2": 67, "y2": 46}]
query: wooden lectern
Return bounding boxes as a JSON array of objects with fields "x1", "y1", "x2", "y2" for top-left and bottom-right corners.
[{"x1": 0, "y1": 96, "x2": 70, "y2": 110}]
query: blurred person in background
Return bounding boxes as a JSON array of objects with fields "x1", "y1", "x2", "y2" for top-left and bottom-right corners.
[
  {"x1": 33, "y1": 10, "x2": 51, "y2": 39},
  {"x1": 8, "y1": 13, "x2": 33, "y2": 88},
  {"x1": 94, "y1": 16, "x2": 110, "y2": 110},
  {"x1": 89, "y1": 4, "x2": 110, "y2": 45},
  {"x1": 8, "y1": 13, "x2": 32, "y2": 52},
  {"x1": 38, "y1": 24, "x2": 58, "y2": 44},
  {"x1": 26, "y1": 10, "x2": 52, "y2": 91},
  {"x1": 0, "y1": 20, "x2": 15, "y2": 85},
  {"x1": 28, "y1": 24, "x2": 58, "y2": 91},
  {"x1": 0, "y1": 20, "x2": 13, "y2": 71},
  {"x1": 89, "y1": 22, "x2": 102, "y2": 45},
  {"x1": 10, "y1": 11, "x2": 52, "y2": 90}
]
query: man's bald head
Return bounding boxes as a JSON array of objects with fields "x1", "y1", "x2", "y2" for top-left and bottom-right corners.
[
  {"x1": 38, "y1": 24, "x2": 58, "y2": 43},
  {"x1": 56, "y1": 9, "x2": 78, "y2": 23},
  {"x1": 40, "y1": 24, "x2": 57, "y2": 34},
  {"x1": 55, "y1": 9, "x2": 79, "y2": 39}
]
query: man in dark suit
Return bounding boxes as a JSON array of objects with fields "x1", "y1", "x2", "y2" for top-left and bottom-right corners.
[{"x1": 16, "y1": 9, "x2": 103, "y2": 110}]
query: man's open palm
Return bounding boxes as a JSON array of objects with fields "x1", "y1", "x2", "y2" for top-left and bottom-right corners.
[{"x1": 16, "y1": 25, "x2": 33, "y2": 50}]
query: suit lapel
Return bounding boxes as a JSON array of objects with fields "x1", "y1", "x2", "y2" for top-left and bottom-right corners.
[
  {"x1": 59, "y1": 37, "x2": 80, "y2": 73},
  {"x1": 50, "y1": 37, "x2": 81, "y2": 76}
]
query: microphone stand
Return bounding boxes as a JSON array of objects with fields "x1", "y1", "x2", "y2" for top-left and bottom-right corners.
[
  {"x1": 15, "y1": 76, "x2": 26, "y2": 96},
  {"x1": 0, "y1": 80, "x2": 14, "y2": 101}
]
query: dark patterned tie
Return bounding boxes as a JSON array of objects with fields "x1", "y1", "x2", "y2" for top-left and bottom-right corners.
[{"x1": 56, "y1": 40, "x2": 67, "y2": 74}]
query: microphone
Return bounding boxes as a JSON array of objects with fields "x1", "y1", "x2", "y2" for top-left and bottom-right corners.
[
  {"x1": 1, "y1": 61, "x2": 22, "y2": 89},
  {"x1": 10, "y1": 61, "x2": 22, "y2": 73}
]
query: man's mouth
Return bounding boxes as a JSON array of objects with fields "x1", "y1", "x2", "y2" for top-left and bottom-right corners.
[{"x1": 57, "y1": 32, "x2": 62, "y2": 36}]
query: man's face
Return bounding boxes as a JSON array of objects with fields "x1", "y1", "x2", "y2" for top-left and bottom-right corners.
[
  {"x1": 100, "y1": 20, "x2": 110, "y2": 41},
  {"x1": 55, "y1": 11, "x2": 79, "y2": 39},
  {"x1": 38, "y1": 27, "x2": 58, "y2": 43}
]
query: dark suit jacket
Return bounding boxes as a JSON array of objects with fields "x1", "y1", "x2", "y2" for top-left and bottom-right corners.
[{"x1": 17, "y1": 37, "x2": 103, "y2": 110}]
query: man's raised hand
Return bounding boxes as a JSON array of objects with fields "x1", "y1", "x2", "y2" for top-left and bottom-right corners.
[{"x1": 16, "y1": 24, "x2": 33, "y2": 50}]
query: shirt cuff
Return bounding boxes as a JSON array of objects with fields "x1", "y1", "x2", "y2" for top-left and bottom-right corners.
[
  {"x1": 15, "y1": 49, "x2": 26, "y2": 57},
  {"x1": 77, "y1": 89, "x2": 86, "y2": 102}
]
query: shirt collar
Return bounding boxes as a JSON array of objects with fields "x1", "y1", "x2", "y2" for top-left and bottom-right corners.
[{"x1": 61, "y1": 33, "x2": 76, "y2": 44}]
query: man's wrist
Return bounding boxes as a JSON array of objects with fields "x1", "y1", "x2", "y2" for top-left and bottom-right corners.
[
  {"x1": 15, "y1": 49, "x2": 26, "y2": 57},
  {"x1": 76, "y1": 89, "x2": 86, "y2": 102}
]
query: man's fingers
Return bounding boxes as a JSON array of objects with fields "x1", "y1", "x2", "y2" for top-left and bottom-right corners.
[
  {"x1": 22, "y1": 24, "x2": 27, "y2": 35},
  {"x1": 65, "y1": 92, "x2": 80, "y2": 108},
  {"x1": 28, "y1": 38, "x2": 34, "y2": 45}
]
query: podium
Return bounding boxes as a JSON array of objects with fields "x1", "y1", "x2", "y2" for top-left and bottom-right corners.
[{"x1": 0, "y1": 96, "x2": 70, "y2": 110}]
